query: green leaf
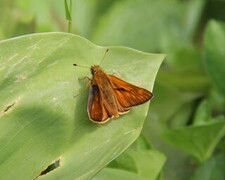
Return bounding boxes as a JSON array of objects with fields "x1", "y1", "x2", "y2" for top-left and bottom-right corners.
[
  {"x1": 0, "y1": 32, "x2": 164, "y2": 179},
  {"x1": 207, "y1": 88, "x2": 225, "y2": 115},
  {"x1": 193, "y1": 100, "x2": 211, "y2": 126},
  {"x1": 143, "y1": 84, "x2": 198, "y2": 180},
  {"x1": 73, "y1": 0, "x2": 116, "y2": 37},
  {"x1": 157, "y1": 69, "x2": 210, "y2": 93},
  {"x1": 163, "y1": 117, "x2": 225, "y2": 163},
  {"x1": 204, "y1": 20, "x2": 225, "y2": 95},
  {"x1": 106, "y1": 136, "x2": 166, "y2": 180},
  {"x1": 92, "y1": 0, "x2": 205, "y2": 54},
  {"x1": 144, "y1": 82, "x2": 198, "y2": 127},
  {"x1": 93, "y1": 168, "x2": 142, "y2": 180},
  {"x1": 191, "y1": 153, "x2": 225, "y2": 180}
]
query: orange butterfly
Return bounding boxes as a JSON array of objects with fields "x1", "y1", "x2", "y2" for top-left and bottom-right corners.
[{"x1": 74, "y1": 50, "x2": 153, "y2": 124}]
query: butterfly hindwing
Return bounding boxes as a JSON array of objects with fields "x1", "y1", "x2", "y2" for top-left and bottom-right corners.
[{"x1": 87, "y1": 85, "x2": 110, "y2": 123}]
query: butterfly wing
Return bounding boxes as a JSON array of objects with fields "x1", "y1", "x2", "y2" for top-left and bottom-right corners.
[
  {"x1": 108, "y1": 75, "x2": 153, "y2": 109},
  {"x1": 87, "y1": 85, "x2": 110, "y2": 123},
  {"x1": 87, "y1": 73, "x2": 152, "y2": 123}
]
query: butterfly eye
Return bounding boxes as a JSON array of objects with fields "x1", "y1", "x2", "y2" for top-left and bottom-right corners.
[{"x1": 91, "y1": 68, "x2": 96, "y2": 75}]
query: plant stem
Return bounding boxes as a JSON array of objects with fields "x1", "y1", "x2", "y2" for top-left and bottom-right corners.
[
  {"x1": 68, "y1": 0, "x2": 72, "y2": 33},
  {"x1": 64, "y1": 0, "x2": 73, "y2": 33}
]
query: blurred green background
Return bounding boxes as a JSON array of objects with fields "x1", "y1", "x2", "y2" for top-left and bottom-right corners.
[{"x1": 1, "y1": 0, "x2": 225, "y2": 179}]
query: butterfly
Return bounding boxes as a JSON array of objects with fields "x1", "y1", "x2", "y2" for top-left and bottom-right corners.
[{"x1": 74, "y1": 50, "x2": 153, "y2": 124}]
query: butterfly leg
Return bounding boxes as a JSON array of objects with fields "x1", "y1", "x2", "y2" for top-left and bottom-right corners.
[
  {"x1": 111, "y1": 70, "x2": 121, "y2": 76},
  {"x1": 84, "y1": 80, "x2": 91, "y2": 91},
  {"x1": 74, "y1": 77, "x2": 91, "y2": 98},
  {"x1": 79, "y1": 76, "x2": 91, "y2": 81},
  {"x1": 78, "y1": 76, "x2": 91, "y2": 90}
]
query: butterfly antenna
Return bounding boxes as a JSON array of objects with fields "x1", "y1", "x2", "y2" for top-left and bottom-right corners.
[
  {"x1": 99, "y1": 49, "x2": 109, "y2": 65},
  {"x1": 73, "y1": 64, "x2": 89, "y2": 69}
]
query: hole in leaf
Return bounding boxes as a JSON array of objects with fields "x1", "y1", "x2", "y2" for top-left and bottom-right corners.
[
  {"x1": 1, "y1": 98, "x2": 20, "y2": 116},
  {"x1": 1, "y1": 100, "x2": 18, "y2": 116},
  {"x1": 35, "y1": 158, "x2": 61, "y2": 179},
  {"x1": 3, "y1": 102, "x2": 16, "y2": 112}
]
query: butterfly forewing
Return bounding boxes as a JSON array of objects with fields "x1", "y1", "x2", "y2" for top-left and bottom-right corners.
[{"x1": 108, "y1": 75, "x2": 153, "y2": 109}]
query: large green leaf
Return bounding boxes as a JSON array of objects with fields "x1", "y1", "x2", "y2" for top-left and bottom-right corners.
[
  {"x1": 204, "y1": 20, "x2": 225, "y2": 95},
  {"x1": 103, "y1": 135, "x2": 166, "y2": 180},
  {"x1": 191, "y1": 153, "x2": 225, "y2": 180},
  {"x1": 163, "y1": 98, "x2": 225, "y2": 163},
  {"x1": 92, "y1": 0, "x2": 205, "y2": 54},
  {"x1": 163, "y1": 116, "x2": 225, "y2": 163},
  {"x1": 0, "y1": 32, "x2": 164, "y2": 179},
  {"x1": 93, "y1": 168, "x2": 142, "y2": 180}
]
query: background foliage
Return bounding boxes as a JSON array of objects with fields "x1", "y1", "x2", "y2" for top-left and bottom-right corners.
[{"x1": 0, "y1": 0, "x2": 225, "y2": 179}]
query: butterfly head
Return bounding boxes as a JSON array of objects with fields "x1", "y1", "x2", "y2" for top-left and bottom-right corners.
[{"x1": 90, "y1": 65, "x2": 101, "y2": 75}]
